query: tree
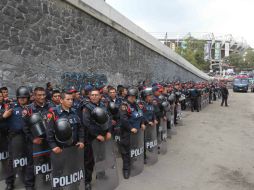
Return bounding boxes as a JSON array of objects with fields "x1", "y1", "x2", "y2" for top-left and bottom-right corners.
[
  {"x1": 224, "y1": 48, "x2": 254, "y2": 71},
  {"x1": 175, "y1": 37, "x2": 210, "y2": 71}
]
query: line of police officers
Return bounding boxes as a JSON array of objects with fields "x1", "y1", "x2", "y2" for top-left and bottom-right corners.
[{"x1": 0, "y1": 81, "x2": 218, "y2": 190}]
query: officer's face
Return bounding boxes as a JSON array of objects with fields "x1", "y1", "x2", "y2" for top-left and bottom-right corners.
[
  {"x1": 75, "y1": 92, "x2": 81, "y2": 100},
  {"x1": 145, "y1": 95, "x2": 153, "y2": 103},
  {"x1": 34, "y1": 90, "x2": 46, "y2": 105},
  {"x1": 154, "y1": 90, "x2": 161, "y2": 97},
  {"x1": 108, "y1": 89, "x2": 116, "y2": 99},
  {"x1": 127, "y1": 95, "x2": 136, "y2": 103},
  {"x1": 89, "y1": 90, "x2": 101, "y2": 104},
  {"x1": 103, "y1": 86, "x2": 108, "y2": 94},
  {"x1": 0, "y1": 93, "x2": 3, "y2": 104},
  {"x1": 18, "y1": 97, "x2": 28, "y2": 106},
  {"x1": 2, "y1": 90, "x2": 8, "y2": 98},
  {"x1": 60, "y1": 94, "x2": 73, "y2": 109},
  {"x1": 52, "y1": 93, "x2": 61, "y2": 105}
]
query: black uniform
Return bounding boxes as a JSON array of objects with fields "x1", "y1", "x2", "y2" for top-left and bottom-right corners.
[
  {"x1": 81, "y1": 101, "x2": 111, "y2": 184},
  {"x1": 174, "y1": 90, "x2": 181, "y2": 124},
  {"x1": 5, "y1": 103, "x2": 34, "y2": 188},
  {"x1": 23, "y1": 101, "x2": 54, "y2": 142},
  {"x1": 119, "y1": 101, "x2": 144, "y2": 172},
  {"x1": 221, "y1": 86, "x2": 229, "y2": 106},
  {"x1": 46, "y1": 105, "x2": 84, "y2": 149},
  {"x1": 189, "y1": 88, "x2": 199, "y2": 112}
]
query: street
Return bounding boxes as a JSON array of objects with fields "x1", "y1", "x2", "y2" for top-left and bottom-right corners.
[
  {"x1": 116, "y1": 90, "x2": 254, "y2": 190},
  {"x1": 1, "y1": 90, "x2": 254, "y2": 190}
]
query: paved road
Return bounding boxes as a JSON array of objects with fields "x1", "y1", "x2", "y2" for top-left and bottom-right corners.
[
  {"x1": 1, "y1": 90, "x2": 254, "y2": 190},
  {"x1": 116, "y1": 90, "x2": 254, "y2": 190}
]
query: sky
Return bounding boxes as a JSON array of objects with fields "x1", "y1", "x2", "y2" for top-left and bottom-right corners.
[{"x1": 106, "y1": 0, "x2": 254, "y2": 47}]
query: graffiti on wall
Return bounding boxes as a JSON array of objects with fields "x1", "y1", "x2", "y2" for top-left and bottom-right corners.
[{"x1": 61, "y1": 72, "x2": 108, "y2": 91}]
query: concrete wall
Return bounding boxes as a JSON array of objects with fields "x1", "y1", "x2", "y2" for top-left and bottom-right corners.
[{"x1": 0, "y1": 0, "x2": 209, "y2": 95}]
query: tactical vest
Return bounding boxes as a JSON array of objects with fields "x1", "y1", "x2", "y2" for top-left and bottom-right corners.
[{"x1": 126, "y1": 102, "x2": 144, "y2": 129}]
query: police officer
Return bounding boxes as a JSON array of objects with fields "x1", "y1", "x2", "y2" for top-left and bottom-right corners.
[
  {"x1": 107, "y1": 87, "x2": 122, "y2": 150},
  {"x1": 0, "y1": 87, "x2": 13, "y2": 104},
  {"x1": 46, "y1": 91, "x2": 85, "y2": 153},
  {"x1": 108, "y1": 87, "x2": 122, "y2": 105},
  {"x1": 45, "y1": 82, "x2": 53, "y2": 101},
  {"x1": 221, "y1": 83, "x2": 229, "y2": 107},
  {"x1": 141, "y1": 88, "x2": 157, "y2": 128},
  {"x1": 189, "y1": 85, "x2": 199, "y2": 112},
  {"x1": 117, "y1": 86, "x2": 128, "y2": 103},
  {"x1": 141, "y1": 88, "x2": 157, "y2": 163},
  {"x1": 81, "y1": 88, "x2": 112, "y2": 190},
  {"x1": 174, "y1": 83, "x2": 181, "y2": 124},
  {"x1": 5, "y1": 86, "x2": 35, "y2": 190},
  {"x1": 23, "y1": 87, "x2": 54, "y2": 142},
  {"x1": 119, "y1": 87, "x2": 145, "y2": 179},
  {"x1": 0, "y1": 90, "x2": 12, "y2": 123},
  {"x1": 152, "y1": 85, "x2": 166, "y2": 138},
  {"x1": 0, "y1": 90, "x2": 13, "y2": 190},
  {"x1": 50, "y1": 89, "x2": 61, "y2": 106}
]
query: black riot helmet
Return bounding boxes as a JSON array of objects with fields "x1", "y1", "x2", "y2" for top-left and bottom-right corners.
[
  {"x1": 91, "y1": 107, "x2": 109, "y2": 130},
  {"x1": 54, "y1": 118, "x2": 73, "y2": 146},
  {"x1": 175, "y1": 92, "x2": 181, "y2": 98},
  {"x1": 158, "y1": 94, "x2": 166, "y2": 101},
  {"x1": 141, "y1": 87, "x2": 153, "y2": 100},
  {"x1": 16, "y1": 86, "x2": 30, "y2": 98},
  {"x1": 168, "y1": 94, "x2": 175, "y2": 104},
  {"x1": 28, "y1": 113, "x2": 46, "y2": 137},
  {"x1": 162, "y1": 101, "x2": 170, "y2": 111},
  {"x1": 108, "y1": 102, "x2": 119, "y2": 115},
  {"x1": 127, "y1": 88, "x2": 138, "y2": 97}
]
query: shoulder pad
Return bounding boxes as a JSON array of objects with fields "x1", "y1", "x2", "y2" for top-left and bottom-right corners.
[{"x1": 84, "y1": 102, "x2": 96, "y2": 112}]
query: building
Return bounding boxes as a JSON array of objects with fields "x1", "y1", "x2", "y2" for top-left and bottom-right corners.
[{"x1": 153, "y1": 32, "x2": 249, "y2": 72}]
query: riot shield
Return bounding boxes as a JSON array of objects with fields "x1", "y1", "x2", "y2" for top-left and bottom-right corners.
[
  {"x1": 130, "y1": 129, "x2": 144, "y2": 177},
  {"x1": 33, "y1": 139, "x2": 52, "y2": 189},
  {"x1": 166, "y1": 111, "x2": 172, "y2": 138},
  {"x1": 51, "y1": 146, "x2": 85, "y2": 190},
  {"x1": 159, "y1": 118, "x2": 167, "y2": 155},
  {"x1": 144, "y1": 124, "x2": 158, "y2": 165},
  {"x1": 0, "y1": 132, "x2": 9, "y2": 180},
  {"x1": 92, "y1": 139, "x2": 119, "y2": 190},
  {"x1": 112, "y1": 123, "x2": 121, "y2": 158},
  {"x1": 9, "y1": 134, "x2": 29, "y2": 183}
]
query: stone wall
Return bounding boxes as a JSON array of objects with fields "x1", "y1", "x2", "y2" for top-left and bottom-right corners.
[{"x1": 0, "y1": 0, "x2": 208, "y2": 95}]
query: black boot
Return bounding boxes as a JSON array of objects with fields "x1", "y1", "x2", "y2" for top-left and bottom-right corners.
[
  {"x1": 85, "y1": 183, "x2": 92, "y2": 190},
  {"x1": 5, "y1": 184, "x2": 14, "y2": 190},
  {"x1": 123, "y1": 170, "x2": 130, "y2": 179}
]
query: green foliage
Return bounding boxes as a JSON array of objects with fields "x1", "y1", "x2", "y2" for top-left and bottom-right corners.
[
  {"x1": 175, "y1": 37, "x2": 210, "y2": 71},
  {"x1": 224, "y1": 48, "x2": 254, "y2": 70}
]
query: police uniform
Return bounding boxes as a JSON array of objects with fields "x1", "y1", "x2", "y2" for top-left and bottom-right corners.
[
  {"x1": 46, "y1": 105, "x2": 84, "y2": 149},
  {"x1": 174, "y1": 90, "x2": 181, "y2": 124},
  {"x1": 5, "y1": 103, "x2": 35, "y2": 189},
  {"x1": 153, "y1": 95, "x2": 164, "y2": 132},
  {"x1": 23, "y1": 101, "x2": 54, "y2": 141},
  {"x1": 141, "y1": 100, "x2": 156, "y2": 161},
  {"x1": 189, "y1": 88, "x2": 199, "y2": 112},
  {"x1": 119, "y1": 100, "x2": 144, "y2": 176},
  {"x1": 81, "y1": 101, "x2": 111, "y2": 186}
]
